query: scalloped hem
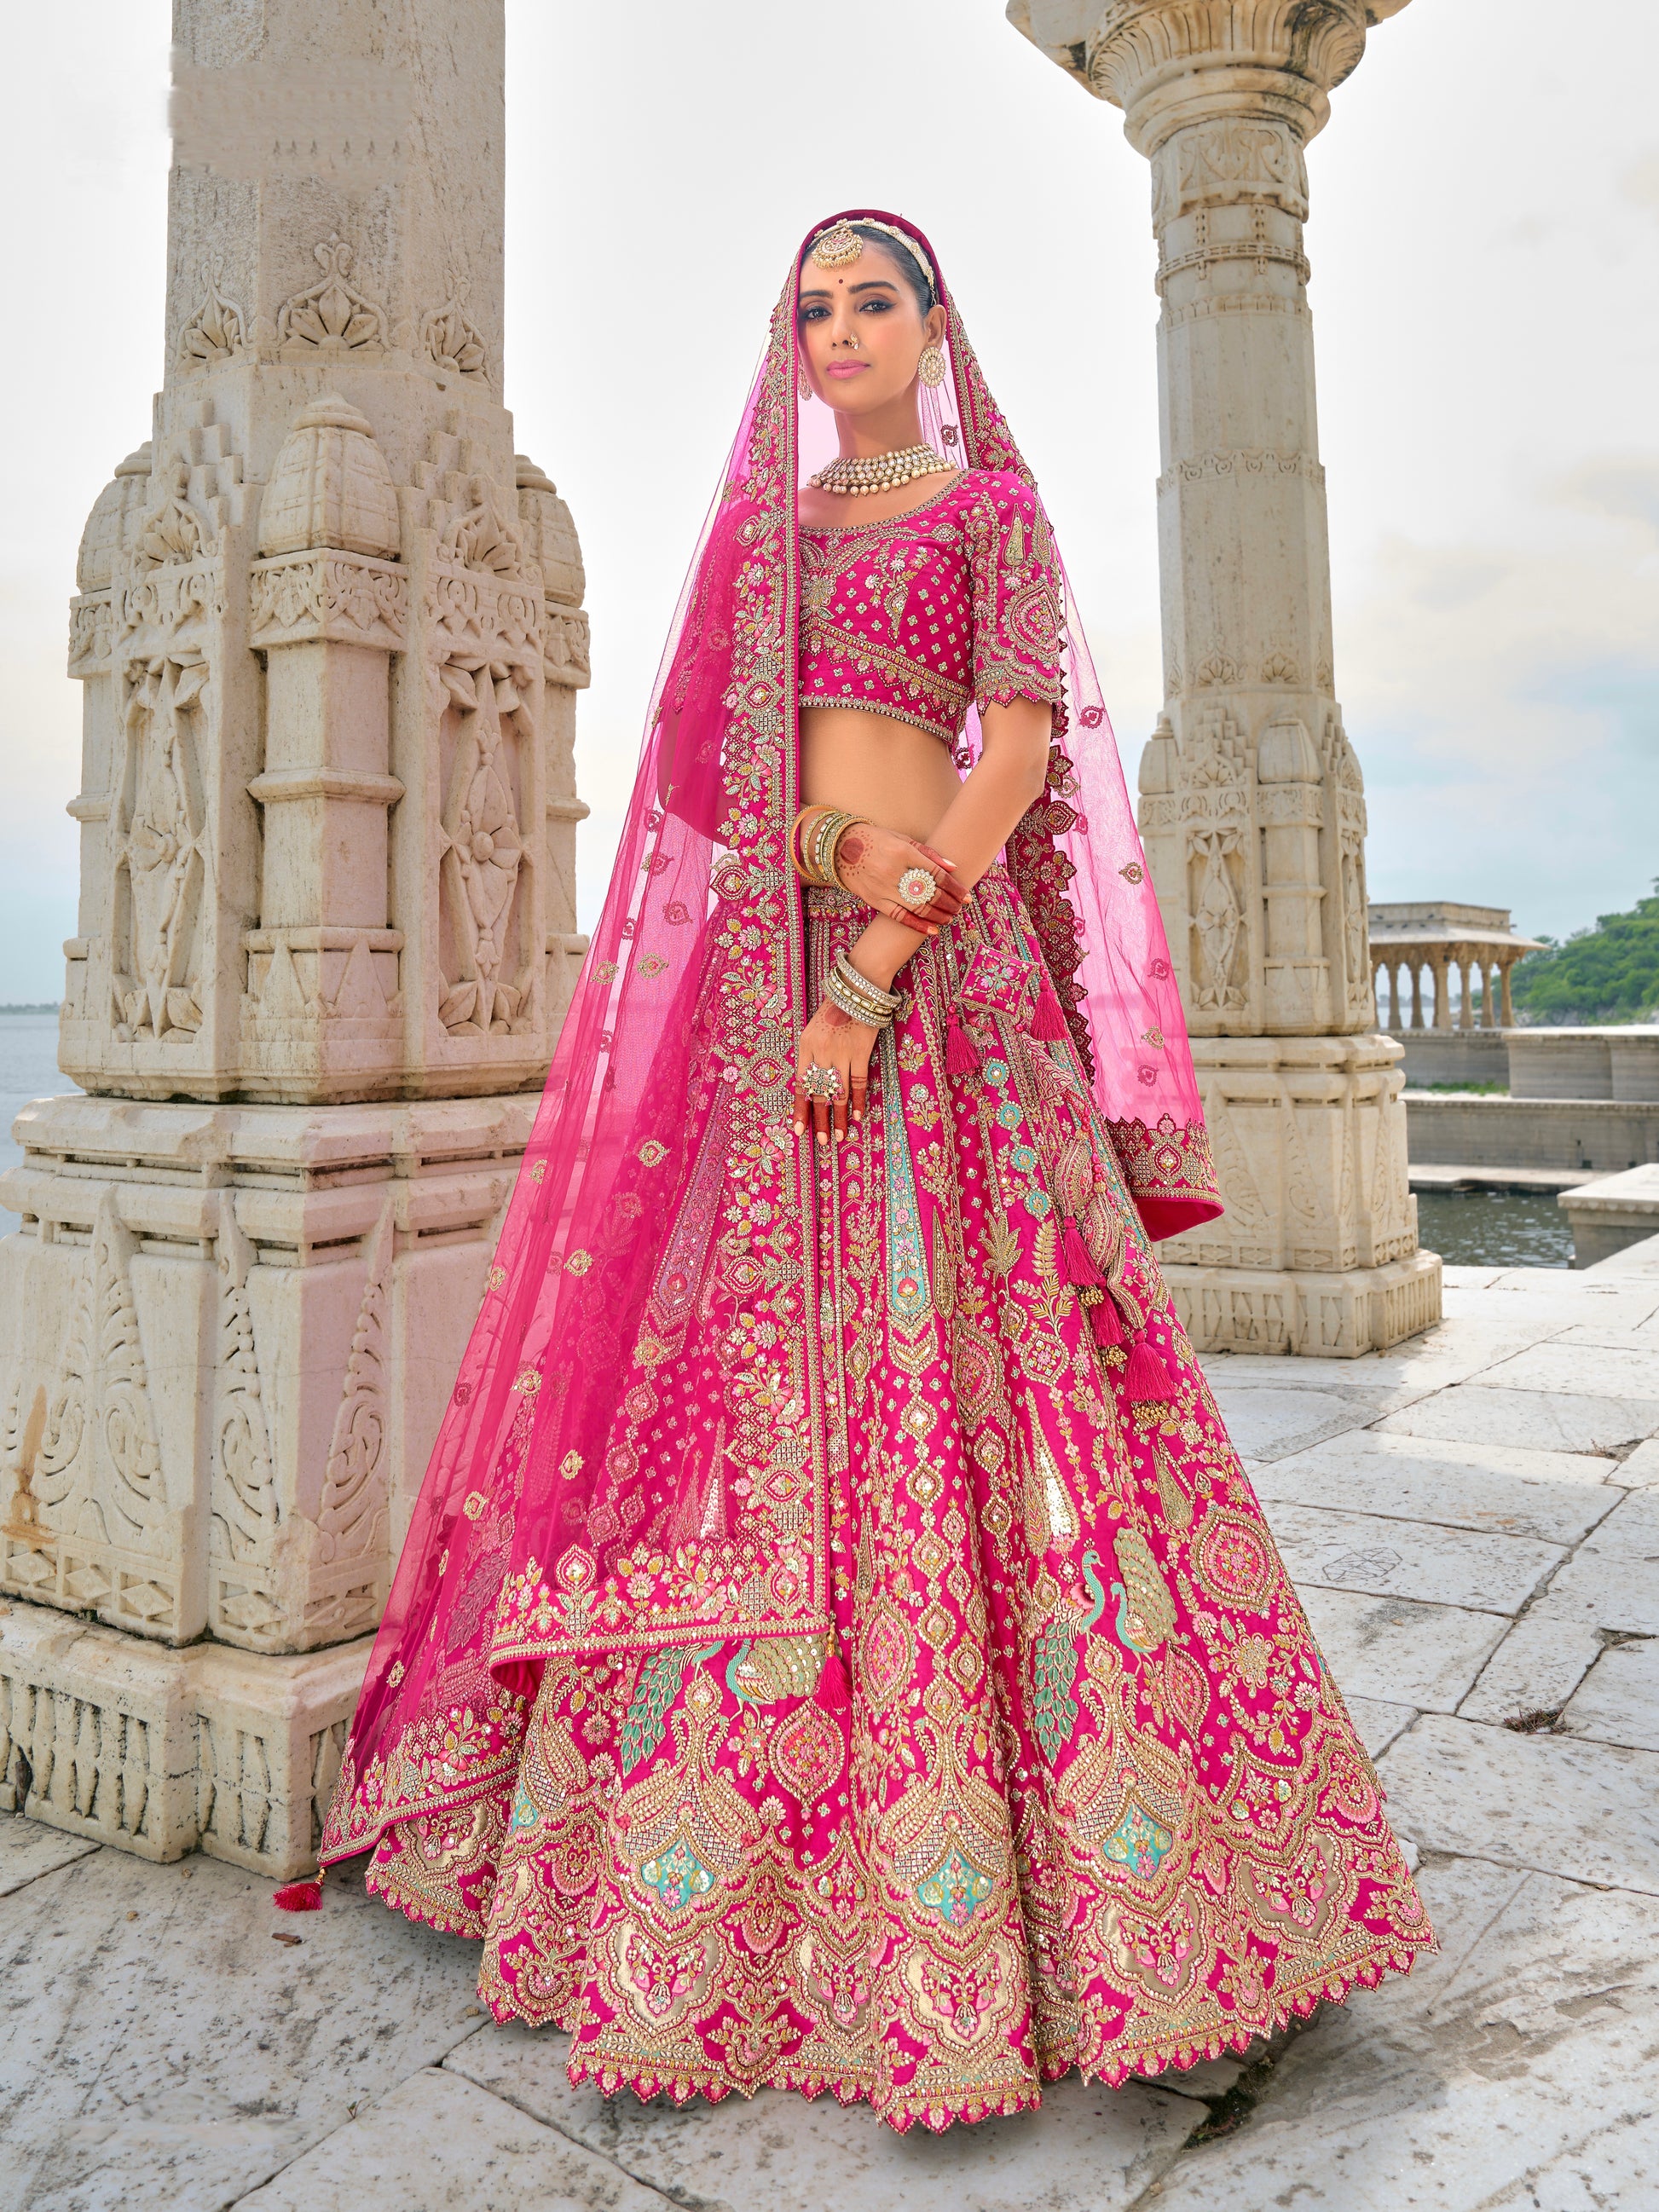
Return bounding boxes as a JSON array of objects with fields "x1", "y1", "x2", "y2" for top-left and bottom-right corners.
[{"x1": 352, "y1": 1850, "x2": 1427, "y2": 2135}]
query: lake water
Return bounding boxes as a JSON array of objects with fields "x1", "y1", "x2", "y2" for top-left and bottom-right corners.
[
  {"x1": 0, "y1": 1014, "x2": 1575, "y2": 1268},
  {"x1": 0, "y1": 1013, "x2": 78, "y2": 1229}
]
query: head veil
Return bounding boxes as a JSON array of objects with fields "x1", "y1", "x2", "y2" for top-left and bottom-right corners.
[{"x1": 321, "y1": 211, "x2": 1221, "y2": 1863}]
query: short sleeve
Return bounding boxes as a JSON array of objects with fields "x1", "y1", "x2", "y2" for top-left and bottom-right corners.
[{"x1": 967, "y1": 474, "x2": 1066, "y2": 731}]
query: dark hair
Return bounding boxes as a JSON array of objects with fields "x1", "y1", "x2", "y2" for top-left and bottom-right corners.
[{"x1": 847, "y1": 222, "x2": 935, "y2": 315}]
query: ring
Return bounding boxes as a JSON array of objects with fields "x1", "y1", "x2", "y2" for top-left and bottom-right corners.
[
  {"x1": 896, "y1": 866, "x2": 939, "y2": 912},
  {"x1": 801, "y1": 1066, "x2": 841, "y2": 1100}
]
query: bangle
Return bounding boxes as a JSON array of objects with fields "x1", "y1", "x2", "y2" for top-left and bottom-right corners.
[
  {"x1": 825, "y1": 950, "x2": 902, "y2": 1028},
  {"x1": 808, "y1": 808, "x2": 857, "y2": 888},
  {"x1": 824, "y1": 813, "x2": 870, "y2": 892},
  {"x1": 789, "y1": 806, "x2": 827, "y2": 884}
]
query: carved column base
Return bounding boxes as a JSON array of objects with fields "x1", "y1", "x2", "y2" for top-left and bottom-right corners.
[
  {"x1": 1159, "y1": 1031, "x2": 1442, "y2": 1354},
  {"x1": 0, "y1": 1092, "x2": 532, "y2": 1655},
  {"x1": 0, "y1": 1599, "x2": 371, "y2": 1876},
  {"x1": 1165, "y1": 1248, "x2": 1442, "y2": 1358}
]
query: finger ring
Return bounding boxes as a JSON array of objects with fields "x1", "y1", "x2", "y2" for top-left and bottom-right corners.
[
  {"x1": 802, "y1": 1066, "x2": 841, "y2": 1100},
  {"x1": 897, "y1": 866, "x2": 939, "y2": 912}
]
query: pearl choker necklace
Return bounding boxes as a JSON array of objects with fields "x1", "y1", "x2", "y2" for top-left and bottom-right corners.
[{"x1": 809, "y1": 445, "x2": 953, "y2": 497}]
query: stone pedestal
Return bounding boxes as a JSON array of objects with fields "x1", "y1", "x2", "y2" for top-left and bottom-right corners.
[
  {"x1": 2, "y1": 1, "x2": 585, "y2": 1872},
  {"x1": 1160, "y1": 1036, "x2": 1441, "y2": 1354},
  {"x1": 1010, "y1": 0, "x2": 1439, "y2": 1354},
  {"x1": 0, "y1": 1091, "x2": 533, "y2": 1870}
]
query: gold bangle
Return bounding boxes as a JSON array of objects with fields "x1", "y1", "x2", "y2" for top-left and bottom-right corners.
[
  {"x1": 809, "y1": 808, "x2": 854, "y2": 888},
  {"x1": 790, "y1": 806, "x2": 830, "y2": 886}
]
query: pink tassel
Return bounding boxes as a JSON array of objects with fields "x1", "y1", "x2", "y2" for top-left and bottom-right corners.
[
  {"x1": 814, "y1": 1648, "x2": 852, "y2": 1714},
  {"x1": 1031, "y1": 990, "x2": 1068, "y2": 1041},
  {"x1": 273, "y1": 1880, "x2": 323, "y2": 1912},
  {"x1": 1089, "y1": 1292, "x2": 1125, "y2": 1349},
  {"x1": 1124, "y1": 1336, "x2": 1176, "y2": 1404},
  {"x1": 945, "y1": 1015, "x2": 980, "y2": 1078},
  {"x1": 1061, "y1": 1216, "x2": 1104, "y2": 1286}
]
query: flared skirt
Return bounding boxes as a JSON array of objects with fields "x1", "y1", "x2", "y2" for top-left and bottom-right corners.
[{"x1": 350, "y1": 869, "x2": 1432, "y2": 2131}]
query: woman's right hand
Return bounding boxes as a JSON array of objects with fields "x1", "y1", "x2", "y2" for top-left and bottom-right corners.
[{"x1": 832, "y1": 820, "x2": 965, "y2": 935}]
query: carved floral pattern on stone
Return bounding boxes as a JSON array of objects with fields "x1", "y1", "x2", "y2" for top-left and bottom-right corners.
[
  {"x1": 275, "y1": 235, "x2": 388, "y2": 355},
  {"x1": 420, "y1": 297, "x2": 488, "y2": 379},
  {"x1": 436, "y1": 662, "x2": 533, "y2": 1035},
  {"x1": 178, "y1": 266, "x2": 246, "y2": 367},
  {"x1": 111, "y1": 657, "x2": 209, "y2": 1043}
]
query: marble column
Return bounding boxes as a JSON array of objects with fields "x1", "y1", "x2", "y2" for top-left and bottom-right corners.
[
  {"x1": 1, "y1": 0, "x2": 588, "y2": 1874},
  {"x1": 1009, "y1": 0, "x2": 1438, "y2": 1355}
]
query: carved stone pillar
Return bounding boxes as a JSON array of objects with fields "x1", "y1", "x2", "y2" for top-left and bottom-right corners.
[
  {"x1": 1, "y1": 0, "x2": 588, "y2": 1874},
  {"x1": 1010, "y1": 0, "x2": 1438, "y2": 1354}
]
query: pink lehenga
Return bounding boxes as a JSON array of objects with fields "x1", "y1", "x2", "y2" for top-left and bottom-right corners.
[{"x1": 320, "y1": 211, "x2": 1431, "y2": 2131}]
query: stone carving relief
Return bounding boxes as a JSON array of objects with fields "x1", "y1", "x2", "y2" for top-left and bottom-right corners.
[
  {"x1": 1, "y1": 1193, "x2": 172, "y2": 1634},
  {"x1": 420, "y1": 298, "x2": 488, "y2": 379},
  {"x1": 1153, "y1": 116, "x2": 1310, "y2": 226},
  {"x1": 436, "y1": 658, "x2": 535, "y2": 1034},
  {"x1": 275, "y1": 235, "x2": 387, "y2": 356},
  {"x1": 257, "y1": 394, "x2": 399, "y2": 559},
  {"x1": 248, "y1": 552, "x2": 408, "y2": 650},
  {"x1": 178, "y1": 264, "x2": 246, "y2": 368},
  {"x1": 308, "y1": 1199, "x2": 393, "y2": 1640},
  {"x1": 1189, "y1": 830, "x2": 1246, "y2": 1014},
  {"x1": 77, "y1": 446, "x2": 153, "y2": 594},
  {"x1": 211, "y1": 1198, "x2": 276, "y2": 1573},
  {"x1": 110, "y1": 656, "x2": 210, "y2": 1042},
  {"x1": 1158, "y1": 448, "x2": 1325, "y2": 494}
]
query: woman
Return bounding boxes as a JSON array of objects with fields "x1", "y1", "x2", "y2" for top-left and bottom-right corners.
[{"x1": 320, "y1": 211, "x2": 1431, "y2": 2131}]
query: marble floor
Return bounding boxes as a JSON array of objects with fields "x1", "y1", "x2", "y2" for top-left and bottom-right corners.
[{"x1": 4, "y1": 1253, "x2": 1658, "y2": 2212}]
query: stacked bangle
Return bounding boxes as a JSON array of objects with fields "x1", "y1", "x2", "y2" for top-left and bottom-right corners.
[
  {"x1": 825, "y1": 951, "x2": 903, "y2": 1029},
  {"x1": 790, "y1": 806, "x2": 869, "y2": 891}
]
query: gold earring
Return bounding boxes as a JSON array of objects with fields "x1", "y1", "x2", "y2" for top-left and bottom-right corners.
[
  {"x1": 917, "y1": 343, "x2": 946, "y2": 389},
  {"x1": 799, "y1": 365, "x2": 814, "y2": 403}
]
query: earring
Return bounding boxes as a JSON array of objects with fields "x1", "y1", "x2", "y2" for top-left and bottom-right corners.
[
  {"x1": 917, "y1": 342, "x2": 946, "y2": 389},
  {"x1": 798, "y1": 361, "x2": 814, "y2": 404}
]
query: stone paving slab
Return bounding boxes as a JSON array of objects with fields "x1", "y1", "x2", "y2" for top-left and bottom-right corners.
[
  {"x1": 1342, "y1": 1696, "x2": 1419, "y2": 1759},
  {"x1": 1199, "y1": 1384, "x2": 1390, "y2": 1464},
  {"x1": 1261, "y1": 1501, "x2": 1564, "y2": 1614},
  {"x1": 1615, "y1": 1434, "x2": 1659, "y2": 1485},
  {"x1": 1379, "y1": 1715, "x2": 1659, "y2": 1894},
  {"x1": 1479, "y1": 1339, "x2": 1659, "y2": 1402},
  {"x1": 1136, "y1": 1857, "x2": 1659, "y2": 2211},
  {"x1": 1373, "y1": 1383, "x2": 1659, "y2": 1455},
  {"x1": 1558, "y1": 1642, "x2": 1659, "y2": 1753},
  {"x1": 0, "y1": 1815, "x2": 99, "y2": 1899},
  {"x1": 0, "y1": 1836, "x2": 489, "y2": 2212},
  {"x1": 1457, "y1": 1613, "x2": 1605, "y2": 1725},
  {"x1": 1251, "y1": 1431, "x2": 1624, "y2": 1545},
  {"x1": 232, "y1": 2067, "x2": 673, "y2": 2212},
  {"x1": 1296, "y1": 1587, "x2": 1509, "y2": 1712},
  {"x1": 445, "y1": 2026, "x2": 1201, "y2": 2212}
]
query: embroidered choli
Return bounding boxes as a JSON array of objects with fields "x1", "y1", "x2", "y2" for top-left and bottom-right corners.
[{"x1": 799, "y1": 469, "x2": 1066, "y2": 750}]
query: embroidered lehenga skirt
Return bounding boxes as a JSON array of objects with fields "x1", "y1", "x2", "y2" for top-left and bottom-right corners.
[{"x1": 360, "y1": 867, "x2": 1431, "y2": 2132}]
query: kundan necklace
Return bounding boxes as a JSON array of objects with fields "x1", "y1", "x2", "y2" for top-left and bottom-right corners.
[{"x1": 809, "y1": 444, "x2": 953, "y2": 497}]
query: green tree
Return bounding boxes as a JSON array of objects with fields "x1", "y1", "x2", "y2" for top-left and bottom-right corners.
[{"x1": 1509, "y1": 883, "x2": 1659, "y2": 1025}]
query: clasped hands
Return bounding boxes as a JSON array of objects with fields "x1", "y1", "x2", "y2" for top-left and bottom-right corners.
[{"x1": 791, "y1": 806, "x2": 966, "y2": 1146}]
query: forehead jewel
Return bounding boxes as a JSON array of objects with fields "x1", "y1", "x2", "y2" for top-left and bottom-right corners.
[{"x1": 806, "y1": 219, "x2": 938, "y2": 297}]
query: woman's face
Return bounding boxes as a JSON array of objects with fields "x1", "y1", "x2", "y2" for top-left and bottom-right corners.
[{"x1": 797, "y1": 240, "x2": 945, "y2": 418}]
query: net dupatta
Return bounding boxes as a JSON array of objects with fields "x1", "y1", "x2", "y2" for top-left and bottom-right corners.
[{"x1": 319, "y1": 211, "x2": 1220, "y2": 1866}]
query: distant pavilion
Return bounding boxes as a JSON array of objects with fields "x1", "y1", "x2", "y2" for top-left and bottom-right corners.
[{"x1": 1369, "y1": 903, "x2": 1545, "y2": 1032}]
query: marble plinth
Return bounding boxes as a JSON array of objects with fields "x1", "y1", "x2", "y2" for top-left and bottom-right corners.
[{"x1": 0, "y1": 1091, "x2": 531, "y2": 1655}]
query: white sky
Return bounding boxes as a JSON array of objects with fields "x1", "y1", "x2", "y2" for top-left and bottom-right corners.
[{"x1": 2, "y1": 0, "x2": 1655, "y2": 1001}]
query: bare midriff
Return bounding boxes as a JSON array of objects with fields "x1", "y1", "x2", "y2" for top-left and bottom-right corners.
[{"x1": 799, "y1": 705, "x2": 962, "y2": 841}]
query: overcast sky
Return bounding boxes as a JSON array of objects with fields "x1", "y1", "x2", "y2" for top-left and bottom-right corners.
[{"x1": 2, "y1": 0, "x2": 1655, "y2": 1002}]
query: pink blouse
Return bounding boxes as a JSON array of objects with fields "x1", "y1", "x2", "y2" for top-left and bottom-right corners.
[{"x1": 799, "y1": 469, "x2": 1066, "y2": 751}]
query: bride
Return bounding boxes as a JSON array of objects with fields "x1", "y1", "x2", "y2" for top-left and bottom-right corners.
[{"x1": 320, "y1": 210, "x2": 1431, "y2": 2132}]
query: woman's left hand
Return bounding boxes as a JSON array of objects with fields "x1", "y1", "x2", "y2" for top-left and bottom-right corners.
[
  {"x1": 833, "y1": 822, "x2": 965, "y2": 935},
  {"x1": 794, "y1": 996, "x2": 880, "y2": 1146}
]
